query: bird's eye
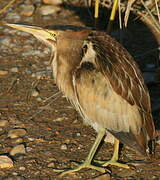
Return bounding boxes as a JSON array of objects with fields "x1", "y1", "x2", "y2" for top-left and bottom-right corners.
[{"x1": 50, "y1": 33, "x2": 57, "y2": 40}]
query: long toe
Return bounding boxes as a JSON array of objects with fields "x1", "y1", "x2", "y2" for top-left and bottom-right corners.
[
  {"x1": 103, "y1": 161, "x2": 130, "y2": 169},
  {"x1": 53, "y1": 162, "x2": 107, "y2": 177},
  {"x1": 93, "y1": 159, "x2": 130, "y2": 169}
]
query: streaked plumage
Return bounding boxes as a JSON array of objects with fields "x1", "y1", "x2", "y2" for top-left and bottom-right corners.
[{"x1": 6, "y1": 23, "x2": 156, "y2": 175}]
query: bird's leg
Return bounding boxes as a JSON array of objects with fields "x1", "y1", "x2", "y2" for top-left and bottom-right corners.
[
  {"x1": 53, "y1": 128, "x2": 107, "y2": 176},
  {"x1": 94, "y1": 138, "x2": 129, "y2": 169}
]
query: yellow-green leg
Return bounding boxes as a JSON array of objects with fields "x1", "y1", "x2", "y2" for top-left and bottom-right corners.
[
  {"x1": 53, "y1": 128, "x2": 107, "y2": 176},
  {"x1": 94, "y1": 138, "x2": 129, "y2": 169}
]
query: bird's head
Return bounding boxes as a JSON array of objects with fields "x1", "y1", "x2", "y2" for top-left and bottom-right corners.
[{"x1": 5, "y1": 23, "x2": 90, "y2": 50}]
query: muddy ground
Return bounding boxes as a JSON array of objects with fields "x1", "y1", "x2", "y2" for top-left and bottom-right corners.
[{"x1": 0, "y1": 0, "x2": 160, "y2": 179}]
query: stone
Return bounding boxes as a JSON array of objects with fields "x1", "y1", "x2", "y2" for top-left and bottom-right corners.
[
  {"x1": 43, "y1": 0, "x2": 62, "y2": 5},
  {"x1": 47, "y1": 162, "x2": 55, "y2": 168},
  {"x1": 60, "y1": 144, "x2": 67, "y2": 150},
  {"x1": 2, "y1": 176, "x2": 25, "y2": 180},
  {"x1": 8, "y1": 129, "x2": 27, "y2": 138},
  {"x1": 0, "y1": 120, "x2": 8, "y2": 127},
  {"x1": 31, "y1": 89, "x2": 39, "y2": 97},
  {"x1": 20, "y1": 4, "x2": 35, "y2": 16},
  {"x1": 10, "y1": 67, "x2": 19, "y2": 73},
  {"x1": 10, "y1": 144, "x2": 26, "y2": 156},
  {"x1": 94, "y1": 174, "x2": 111, "y2": 180},
  {"x1": 19, "y1": 166, "x2": 26, "y2": 171},
  {"x1": 53, "y1": 117, "x2": 65, "y2": 122},
  {"x1": 0, "y1": 70, "x2": 8, "y2": 76},
  {"x1": 39, "y1": 5, "x2": 60, "y2": 16},
  {"x1": 5, "y1": 12, "x2": 21, "y2": 21},
  {"x1": 0, "y1": 156, "x2": 13, "y2": 168},
  {"x1": 0, "y1": 37, "x2": 11, "y2": 46}
]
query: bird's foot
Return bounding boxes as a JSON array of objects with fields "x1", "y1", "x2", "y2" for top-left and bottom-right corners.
[
  {"x1": 94, "y1": 159, "x2": 130, "y2": 169},
  {"x1": 53, "y1": 160, "x2": 107, "y2": 177}
]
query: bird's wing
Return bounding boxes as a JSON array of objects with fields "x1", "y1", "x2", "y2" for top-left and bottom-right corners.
[{"x1": 72, "y1": 32, "x2": 155, "y2": 154}]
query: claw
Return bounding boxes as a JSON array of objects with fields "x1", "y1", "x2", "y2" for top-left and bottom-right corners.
[{"x1": 53, "y1": 161, "x2": 107, "y2": 177}]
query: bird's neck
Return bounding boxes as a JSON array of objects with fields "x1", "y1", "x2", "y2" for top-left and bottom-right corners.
[{"x1": 51, "y1": 47, "x2": 82, "y2": 100}]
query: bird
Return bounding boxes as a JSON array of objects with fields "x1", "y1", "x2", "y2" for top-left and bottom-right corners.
[{"x1": 6, "y1": 23, "x2": 156, "y2": 176}]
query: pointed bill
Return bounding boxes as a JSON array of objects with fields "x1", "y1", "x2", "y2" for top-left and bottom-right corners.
[{"x1": 5, "y1": 23, "x2": 57, "y2": 45}]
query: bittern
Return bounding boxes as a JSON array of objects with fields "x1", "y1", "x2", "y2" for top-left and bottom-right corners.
[{"x1": 6, "y1": 23, "x2": 156, "y2": 176}]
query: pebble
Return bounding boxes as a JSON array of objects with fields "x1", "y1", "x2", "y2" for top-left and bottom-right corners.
[
  {"x1": 0, "y1": 120, "x2": 8, "y2": 127},
  {"x1": 60, "y1": 144, "x2": 67, "y2": 150},
  {"x1": 8, "y1": 129, "x2": 27, "y2": 138},
  {"x1": 43, "y1": 0, "x2": 62, "y2": 5},
  {"x1": 22, "y1": 50, "x2": 45, "y2": 57},
  {"x1": 0, "y1": 156, "x2": 13, "y2": 169},
  {"x1": 26, "y1": 147, "x2": 33, "y2": 152},
  {"x1": 0, "y1": 37, "x2": 12, "y2": 46},
  {"x1": 28, "y1": 137, "x2": 35, "y2": 141},
  {"x1": 47, "y1": 162, "x2": 55, "y2": 168},
  {"x1": 116, "y1": 169, "x2": 136, "y2": 177},
  {"x1": 31, "y1": 89, "x2": 39, "y2": 97},
  {"x1": 39, "y1": 5, "x2": 60, "y2": 16},
  {"x1": 53, "y1": 117, "x2": 65, "y2": 122},
  {"x1": 10, "y1": 67, "x2": 19, "y2": 73},
  {"x1": 94, "y1": 174, "x2": 111, "y2": 180},
  {"x1": 43, "y1": 61, "x2": 50, "y2": 65},
  {"x1": 20, "y1": 4, "x2": 35, "y2": 16},
  {"x1": 2, "y1": 176, "x2": 25, "y2": 180},
  {"x1": 0, "y1": 70, "x2": 8, "y2": 76},
  {"x1": 19, "y1": 166, "x2": 26, "y2": 171},
  {"x1": 10, "y1": 144, "x2": 26, "y2": 156},
  {"x1": 5, "y1": 12, "x2": 21, "y2": 21},
  {"x1": 36, "y1": 97, "x2": 42, "y2": 102},
  {"x1": 14, "y1": 138, "x2": 24, "y2": 144},
  {"x1": 76, "y1": 132, "x2": 81, "y2": 136}
]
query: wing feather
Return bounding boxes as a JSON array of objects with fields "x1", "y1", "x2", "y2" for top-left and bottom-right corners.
[{"x1": 72, "y1": 31, "x2": 155, "y2": 154}]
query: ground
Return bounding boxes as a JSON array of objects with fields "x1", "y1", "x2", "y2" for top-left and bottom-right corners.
[{"x1": 0, "y1": 0, "x2": 160, "y2": 180}]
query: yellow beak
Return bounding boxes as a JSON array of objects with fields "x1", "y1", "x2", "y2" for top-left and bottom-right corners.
[{"x1": 5, "y1": 23, "x2": 56, "y2": 45}]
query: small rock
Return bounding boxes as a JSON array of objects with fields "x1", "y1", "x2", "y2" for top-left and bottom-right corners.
[
  {"x1": 14, "y1": 138, "x2": 23, "y2": 144},
  {"x1": 0, "y1": 70, "x2": 8, "y2": 76},
  {"x1": 53, "y1": 117, "x2": 65, "y2": 122},
  {"x1": 19, "y1": 166, "x2": 26, "y2": 171},
  {"x1": 43, "y1": 61, "x2": 50, "y2": 65},
  {"x1": 28, "y1": 137, "x2": 34, "y2": 141},
  {"x1": 5, "y1": 12, "x2": 21, "y2": 21},
  {"x1": 31, "y1": 89, "x2": 39, "y2": 97},
  {"x1": 20, "y1": 4, "x2": 35, "y2": 16},
  {"x1": 0, "y1": 37, "x2": 11, "y2": 46},
  {"x1": 0, "y1": 120, "x2": 8, "y2": 127},
  {"x1": 26, "y1": 147, "x2": 33, "y2": 152},
  {"x1": 60, "y1": 144, "x2": 67, "y2": 150},
  {"x1": 116, "y1": 169, "x2": 136, "y2": 177},
  {"x1": 10, "y1": 144, "x2": 26, "y2": 156},
  {"x1": 39, "y1": 5, "x2": 60, "y2": 16},
  {"x1": 0, "y1": 156, "x2": 13, "y2": 169},
  {"x1": 47, "y1": 162, "x2": 55, "y2": 168},
  {"x1": 94, "y1": 174, "x2": 111, "y2": 180},
  {"x1": 8, "y1": 129, "x2": 27, "y2": 138},
  {"x1": 3, "y1": 175, "x2": 25, "y2": 180},
  {"x1": 76, "y1": 132, "x2": 81, "y2": 136},
  {"x1": 43, "y1": 0, "x2": 62, "y2": 5},
  {"x1": 10, "y1": 67, "x2": 19, "y2": 73},
  {"x1": 36, "y1": 97, "x2": 42, "y2": 101}
]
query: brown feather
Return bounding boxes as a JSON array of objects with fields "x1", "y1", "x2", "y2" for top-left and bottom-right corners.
[{"x1": 71, "y1": 31, "x2": 155, "y2": 155}]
